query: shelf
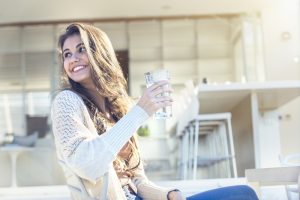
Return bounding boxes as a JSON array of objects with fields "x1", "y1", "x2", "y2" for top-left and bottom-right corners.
[{"x1": 198, "y1": 81, "x2": 300, "y2": 113}]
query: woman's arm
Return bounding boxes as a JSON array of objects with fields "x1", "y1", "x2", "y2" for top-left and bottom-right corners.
[
  {"x1": 132, "y1": 163, "x2": 185, "y2": 200},
  {"x1": 52, "y1": 81, "x2": 172, "y2": 184},
  {"x1": 51, "y1": 90, "x2": 149, "y2": 183}
]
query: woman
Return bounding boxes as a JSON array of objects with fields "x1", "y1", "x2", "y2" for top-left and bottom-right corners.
[{"x1": 51, "y1": 23, "x2": 258, "y2": 200}]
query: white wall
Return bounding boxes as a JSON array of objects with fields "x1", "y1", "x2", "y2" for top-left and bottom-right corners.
[
  {"x1": 258, "y1": 111, "x2": 282, "y2": 167},
  {"x1": 261, "y1": 0, "x2": 300, "y2": 81},
  {"x1": 231, "y1": 96, "x2": 256, "y2": 176},
  {"x1": 242, "y1": 16, "x2": 266, "y2": 82},
  {"x1": 278, "y1": 97, "x2": 300, "y2": 155},
  {"x1": 233, "y1": 38, "x2": 245, "y2": 82},
  {"x1": 260, "y1": 0, "x2": 300, "y2": 155}
]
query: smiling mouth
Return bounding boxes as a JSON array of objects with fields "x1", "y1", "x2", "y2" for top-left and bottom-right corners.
[{"x1": 72, "y1": 65, "x2": 86, "y2": 72}]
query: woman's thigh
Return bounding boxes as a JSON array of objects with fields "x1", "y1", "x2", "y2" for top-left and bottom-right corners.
[{"x1": 186, "y1": 185, "x2": 259, "y2": 200}]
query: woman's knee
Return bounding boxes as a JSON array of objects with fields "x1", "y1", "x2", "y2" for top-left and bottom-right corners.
[
  {"x1": 236, "y1": 185, "x2": 257, "y2": 195},
  {"x1": 227, "y1": 185, "x2": 259, "y2": 200}
]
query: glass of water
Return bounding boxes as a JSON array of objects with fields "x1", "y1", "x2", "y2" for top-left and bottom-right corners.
[{"x1": 144, "y1": 69, "x2": 172, "y2": 119}]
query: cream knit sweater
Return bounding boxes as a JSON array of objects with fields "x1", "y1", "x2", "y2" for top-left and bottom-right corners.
[{"x1": 51, "y1": 90, "x2": 172, "y2": 200}]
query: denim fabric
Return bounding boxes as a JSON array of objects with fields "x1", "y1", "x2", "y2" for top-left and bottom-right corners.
[
  {"x1": 123, "y1": 185, "x2": 142, "y2": 200},
  {"x1": 122, "y1": 185, "x2": 258, "y2": 200},
  {"x1": 187, "y1": 185, "x2": 259, "y2": 200}
]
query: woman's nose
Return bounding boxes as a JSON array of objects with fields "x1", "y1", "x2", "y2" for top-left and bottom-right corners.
[{"x1": 70, "y1": 52, "x2": 80, "y2": 62}]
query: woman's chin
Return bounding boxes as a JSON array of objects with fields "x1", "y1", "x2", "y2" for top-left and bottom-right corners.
[{"x1": 73, "y1": 78, "x2": 93, "y2": 87}]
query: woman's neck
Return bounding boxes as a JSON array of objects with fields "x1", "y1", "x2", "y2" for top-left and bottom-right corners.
[
  {"x1": 84, "y1": 83, "x2": 106, "y2": 113},
  {"x1": 92, "y1": 93, "x2": 106, "y2": 113},
  {"x1": 82, "y1": 82, "x2": 114, "y2": 121}
]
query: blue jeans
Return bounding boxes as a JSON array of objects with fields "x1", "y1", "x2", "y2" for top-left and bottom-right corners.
[
  {"x1": 187, "y1": 185, "x2": 259, "y2": 200},
  {"x1": 123, "y1": 185, "x2": 258, "y2": 200}
]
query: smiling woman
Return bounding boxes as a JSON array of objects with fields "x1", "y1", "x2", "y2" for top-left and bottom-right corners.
[
  {"x1": 51, "y1": 23, "x2": 259, "y2": 200},
  {"x1": 62, "y1": 36, "x2": 91, "y2": 85},
  {"x1": 53, "y1": 23, "x2": 176, "y2": 199}
]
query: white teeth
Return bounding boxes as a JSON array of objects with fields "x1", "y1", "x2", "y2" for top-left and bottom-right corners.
[{"x1": 73, "y1": 66, "x2": 85, "y2": 72}]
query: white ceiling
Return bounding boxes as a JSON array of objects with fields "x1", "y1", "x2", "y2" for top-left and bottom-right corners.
[{"x1": 0, "y1": 0, "x2": 271, "y2": 25}]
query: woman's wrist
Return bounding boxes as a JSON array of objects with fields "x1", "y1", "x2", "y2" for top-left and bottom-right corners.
[{"x1": 167, "y1": 189, "x2": 180, "y2": 200}]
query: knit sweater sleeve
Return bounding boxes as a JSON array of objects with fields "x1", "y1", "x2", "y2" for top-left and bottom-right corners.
[{"x1": 51, "y1": 90, "x2": 149, "y2": 183}]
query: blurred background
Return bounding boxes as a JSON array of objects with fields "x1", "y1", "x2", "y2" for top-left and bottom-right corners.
[{"x1": 0, "y1": 0, "x2": 299, "y2": 199}]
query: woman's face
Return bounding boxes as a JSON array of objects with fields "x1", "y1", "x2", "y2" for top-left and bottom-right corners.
[{"x1": 62, "y1": 34, "x2": 92, "y2": 86}]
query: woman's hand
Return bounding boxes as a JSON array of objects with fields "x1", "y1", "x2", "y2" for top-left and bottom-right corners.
[
  {"x1": 137, "y1": 80, "x2": 173, "y2": 116},
  {"x1": 168, "y1": 190, "x2": 186, "y2": 200}
]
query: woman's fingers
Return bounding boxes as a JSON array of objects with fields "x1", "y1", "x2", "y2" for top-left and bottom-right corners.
[
  {"x1": 151, "y1": 86, "x2": 173, "y2": 98},
  {"x1": 137, "y1": 80, "x2": 173, "y2": 116},
  {"x1": 147, "y1": 80, "x2": 169, "y2": 92},
  {"x1": 153, "y1": 95, "x2": 173, "y2": 104},
  {"x1": 148, "y1": 81, "x2": 173, "y2": 97}
]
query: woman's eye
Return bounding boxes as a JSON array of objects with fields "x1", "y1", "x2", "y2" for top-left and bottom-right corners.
[
  {"x1": 79, "y1": 46, "x2": 86, "y2": 53},
  {"x1": 63, "y1": 52, "x2": 71, "y2": 58}
]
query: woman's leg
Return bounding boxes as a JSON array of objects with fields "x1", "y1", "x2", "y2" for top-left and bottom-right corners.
[{"x1": 186, "y1": 185, "x2": 259, "y2": 200}]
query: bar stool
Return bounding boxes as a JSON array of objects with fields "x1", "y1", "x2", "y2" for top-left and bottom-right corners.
[{"x1": 179, "y1": 112, "x2": 237, "y2": 180}]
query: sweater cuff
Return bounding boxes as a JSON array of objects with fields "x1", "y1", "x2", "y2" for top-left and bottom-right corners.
[{"x1": 132, "y1": 105, "x2": 150, "y2": 122}]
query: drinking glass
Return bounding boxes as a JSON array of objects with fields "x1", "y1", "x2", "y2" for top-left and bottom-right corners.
[{"x1": 144, "y1": 69, "x2": 172, "y2": 119}]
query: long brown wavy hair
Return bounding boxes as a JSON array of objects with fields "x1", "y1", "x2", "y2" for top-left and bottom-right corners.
[{"x1": 57, "y1": 23, "x2": 141, "y2": 177}]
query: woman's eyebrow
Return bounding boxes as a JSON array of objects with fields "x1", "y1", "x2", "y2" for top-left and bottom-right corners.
[
  {"x1": 62, "y1": 48, "x2": 69, "y2": 53},
  {"x1": 76, "y1": 42, "x2": 84, "y2": 48},
  {"x1": 62, "y1": 42, "x2": 84, "y2": 53}
]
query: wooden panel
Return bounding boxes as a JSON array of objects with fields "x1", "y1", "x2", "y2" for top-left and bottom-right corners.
[
  {"x1": 130, "y1": 61, "x2": 160, "y2": 79},
  {"x1": 0, "y1": 53, "x2": 21, "y2": 67},
  {"x1": 162, "y1": 20, "x2": 195, "y2": 46},
  {"x1": 163, "y1": 46, "x2": 196, "y2": 60},
  {"x1": 25, "y1": 52, "x2": 52, "y2": 90},
  {"x1": 198, "y1": 43, "x2": 231, "y2": 58},
  {"x1": 196, "y1": 19, "x2": 230, "y2": 44},
  {"x1": 129, "y1": 21, "x2": 161, "y2": 48},
  {"x1": 164, "y1": 60, "x2": 197, "y2": 77},
  {"x1": 0, "y1": 27, "x2": 21, "y2": 53},
  {"x1": 94, "y1": 22, "x2": 128, "y2": 50},
  {"x1": 23, "y1": 25, "x2": 54, "y2": 52},
  {"x1": 130, "y1": 47, "x2": 161, "y2": 61}
]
